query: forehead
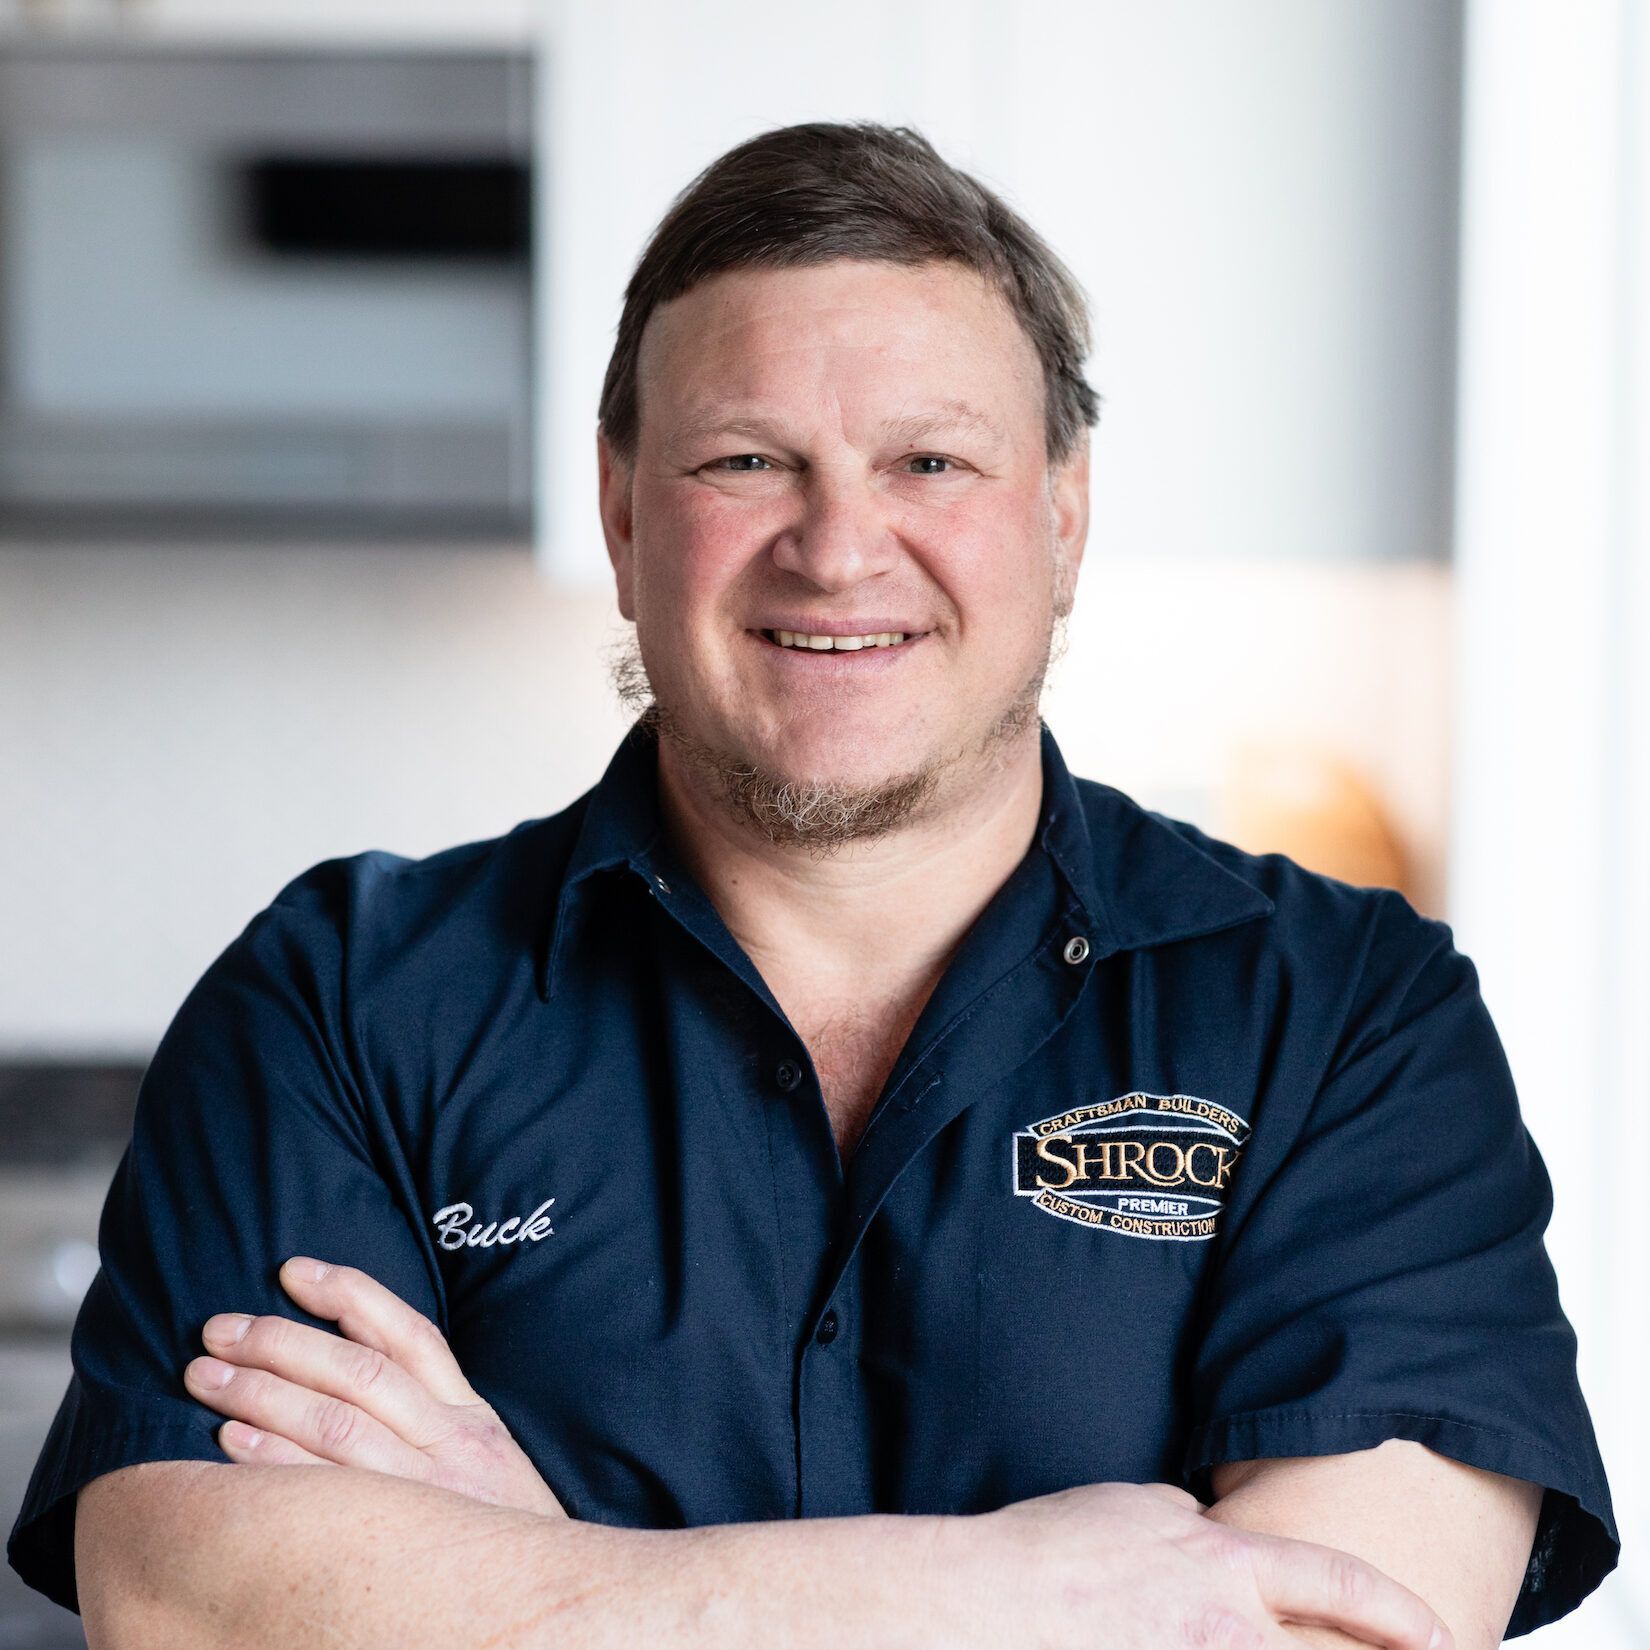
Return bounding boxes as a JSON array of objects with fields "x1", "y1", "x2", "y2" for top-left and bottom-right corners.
[{"x1": 634, "y1": 258, "x2": 1044, "y2": 434}]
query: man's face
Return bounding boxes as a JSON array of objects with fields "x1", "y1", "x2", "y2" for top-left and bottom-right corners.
[{"x1": 598, "y1": 256, "x2": 1088, "y2": 847}]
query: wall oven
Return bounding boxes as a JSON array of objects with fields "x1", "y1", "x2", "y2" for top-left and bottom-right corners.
[{"x1": 0, "y1": 40, "x2": 534, "y2": 535}]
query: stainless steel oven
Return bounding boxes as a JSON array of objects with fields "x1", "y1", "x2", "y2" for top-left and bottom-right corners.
[{"x1": 0, "y1": 41, "x2": 534, "y2": 536}]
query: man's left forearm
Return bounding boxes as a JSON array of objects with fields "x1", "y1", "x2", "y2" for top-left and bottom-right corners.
[{"x1": 1203, "y1": 1441, "x2": 1542, "y2": 1650}]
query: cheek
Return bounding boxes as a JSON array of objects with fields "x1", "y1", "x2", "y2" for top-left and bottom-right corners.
[
  {"x1": 638, "y1": 487, "x2": 763, "y2": 603},
  {"x1": 632, "y1": 488, "x2": 769, "y2": 692},
  {"x1": 926, "y1": 507, "x2": 1053, "y2": 641}
]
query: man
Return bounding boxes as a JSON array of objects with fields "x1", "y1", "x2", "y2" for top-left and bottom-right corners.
[{"x1": 8, "y1": 121, "x2": 1617, "y2": 1646}]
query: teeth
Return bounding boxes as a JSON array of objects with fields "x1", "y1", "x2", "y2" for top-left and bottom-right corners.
[{"x1": 771, "y1": 630, "x2": 909, "y2": 650}]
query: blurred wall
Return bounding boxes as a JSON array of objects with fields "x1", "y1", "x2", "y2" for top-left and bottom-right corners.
[
  {"x1": 1448, "y1": 2, "x2": 1650, "y2": 1638},
  {"x1": 0, "y1": 542, "x2": 629, "y2": 1055}
]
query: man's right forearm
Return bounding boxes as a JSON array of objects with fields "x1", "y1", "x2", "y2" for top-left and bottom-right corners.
[{"x1": 78, "y1": 1460, "x2": 973, "y2": 1650}]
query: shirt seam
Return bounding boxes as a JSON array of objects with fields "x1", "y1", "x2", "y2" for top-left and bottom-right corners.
[
  {"x1": 1193, "y1": 1404, "x2": 1597, "y2": 1473},
  {"x1": 1319, "y1": 888, "x2": 1427, "y2": 1088}
]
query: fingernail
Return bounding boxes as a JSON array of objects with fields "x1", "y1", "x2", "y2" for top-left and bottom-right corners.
[
  {"x1": 188, "y1": 1357, "x2": 235, "y2": 1388},
  {"x1": 287, "y1": 1256, "x2": 329, "y2": 1282},
  {"x1": 1430, "y1": 1625, "x2": 1447, "y2": 1650},
  {"x1": 226, "y1": 1422, "x2": 262, "y2": 1449},
  {"x1": 204, "y1": 1313, "x2": 252, "y2": 1345}
]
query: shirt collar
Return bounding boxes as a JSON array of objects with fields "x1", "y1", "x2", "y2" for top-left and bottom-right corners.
[
  {"x1": 537, "y1": 715, "x2": 1273, "y2": 1001},
  {"x1": 1036, "y1": 723, "x2": 1276, "y2": 960}
]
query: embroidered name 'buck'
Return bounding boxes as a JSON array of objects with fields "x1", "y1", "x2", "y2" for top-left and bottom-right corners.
[
  {"x1": 430, "y1": 1196, "x2": 556, "y2": 1251},
  {"x1": 1011, "y1": 1091, "x2": 1251, "y2": 1242}
]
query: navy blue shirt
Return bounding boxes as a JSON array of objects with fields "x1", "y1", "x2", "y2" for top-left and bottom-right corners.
[{"x1": 8, "y1": 717, "x2": 1620, "y2": 1633}]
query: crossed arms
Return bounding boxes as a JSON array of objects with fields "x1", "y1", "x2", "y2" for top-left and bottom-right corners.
[{"x1": 73, "y1": 1259, "x2": 1542, "y2": 1650}]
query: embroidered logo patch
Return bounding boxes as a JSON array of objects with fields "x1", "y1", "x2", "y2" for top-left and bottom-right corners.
[{"x1": 1011, "y1": 1092, "x2": 1250, "y2": 1242}]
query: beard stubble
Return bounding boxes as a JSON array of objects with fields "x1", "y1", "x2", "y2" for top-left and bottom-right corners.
[{"x1": 604, "y1": 552, "x2": 1074, "y2": 860}]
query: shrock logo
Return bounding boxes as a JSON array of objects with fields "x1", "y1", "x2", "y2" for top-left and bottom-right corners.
[
  {"x1": 1011, "y1": 1092, "x2": 1251, "y2": 1242},
  {"x1": 430, "y1": 1197, "x2": 556, "y2": 1251}
]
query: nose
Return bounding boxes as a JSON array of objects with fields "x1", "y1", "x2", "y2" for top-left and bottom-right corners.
[{"x1": 767, "y1": 463, "x2": 900, "y2": 593}]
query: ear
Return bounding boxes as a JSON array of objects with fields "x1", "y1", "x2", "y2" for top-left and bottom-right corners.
[
  {"x1": 1049, "y1": 436, "x2": 1091, "y2": 616},
  {"x1": 597, "y1": 425, "x2": 637, "y2": 622}
]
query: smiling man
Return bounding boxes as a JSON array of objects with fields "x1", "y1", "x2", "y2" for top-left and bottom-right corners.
[
  {"x1": 8, "y1": 121, "x2": 1619, "y2": 1648},
  {"x1": 601, "y1": 246, "x2": 1081, "y2": 1168}
]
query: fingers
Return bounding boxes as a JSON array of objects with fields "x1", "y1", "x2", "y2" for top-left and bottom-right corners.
[
  {"x1": 1145, "y1": 1481, "x2": 1208, "y2": 1511},
  {"x1": 185, "y1": 1350, "x2": 433, "y2": 1478},
  {"x1": 215, "y1": 1418, "x2": 334, "y2": 1469},
  {"x1": 1249, "y1": 1532, "x2": 1451, "y2": 1650},
  {"x1": 278, "y1": 1257, "x2": 482, "y2": 1409},
  {"x1": 196, "y1": 1303, "x2": 458, "y2": 1449},
  {"x1": 187, "y1": 1287, "x2": 452, "y2": 1458}
]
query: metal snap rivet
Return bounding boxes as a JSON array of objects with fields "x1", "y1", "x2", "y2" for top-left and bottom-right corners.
[{"x1": 1062, "y1": 935, "x2": 1090, "y2": 965}]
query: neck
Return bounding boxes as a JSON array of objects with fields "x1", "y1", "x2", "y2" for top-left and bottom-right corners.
[{"x1": 653, "y1": 724, "x2": 1047, "y2": 995}]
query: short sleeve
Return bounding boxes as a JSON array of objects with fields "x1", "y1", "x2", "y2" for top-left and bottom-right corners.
[
  {"x1": 5, "y1": 889, "x2": 444, "y2": 1616},
  {"x1": 1180, "y1": 894, "x2": 1620, "y2": 1637}
]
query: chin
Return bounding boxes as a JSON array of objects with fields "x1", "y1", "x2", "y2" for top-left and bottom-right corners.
[{"x1": 753, "y1": 716, "x2": 920, "y2": 776}]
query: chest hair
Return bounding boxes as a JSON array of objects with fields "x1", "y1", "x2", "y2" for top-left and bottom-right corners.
[{"x1": 794, "y1": 990, "x2": 932, "y2": 1163}]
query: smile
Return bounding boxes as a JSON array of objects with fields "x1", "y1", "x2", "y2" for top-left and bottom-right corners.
[{"x1": 760, "y1": 628, "x2": 919, "y2": 651}]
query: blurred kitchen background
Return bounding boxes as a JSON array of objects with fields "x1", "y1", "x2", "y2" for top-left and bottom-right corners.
[{"x1": 0, "y1": 0, "x2": 1644, "y2": 1644}]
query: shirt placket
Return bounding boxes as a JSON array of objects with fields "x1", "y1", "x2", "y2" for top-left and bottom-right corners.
[
  {"x1": 633, "y1": 836, "x2": 1106, "y2": 1520},
  {"x1": 791, "y1": 870, "x2": 1104, "y2": 1517}
]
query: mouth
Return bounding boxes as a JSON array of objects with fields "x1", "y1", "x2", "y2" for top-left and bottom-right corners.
[{"x1": 751, "y1": 627, "x2": 929, "y2": 656}]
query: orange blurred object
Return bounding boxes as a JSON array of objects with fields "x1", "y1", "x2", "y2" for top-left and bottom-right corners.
[{"x1": 1215, "y1": 740, "x2": 1415, "y2": 903}]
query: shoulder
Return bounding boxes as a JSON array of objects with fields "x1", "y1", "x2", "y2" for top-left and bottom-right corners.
[
  {"x1": 230, "y1": 797, "x2": 593, "y2": 999},
  {"x1": 145, "y1": 802, "x2": 592, "y2": 1083},
  {"x1": 1070, "y1": 774, "x2": 1462, "y2": 1013}
]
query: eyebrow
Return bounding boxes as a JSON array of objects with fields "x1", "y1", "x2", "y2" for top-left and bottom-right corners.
[{"x1": 662, "y1": 399, "x2": 1009, "y2": 454}]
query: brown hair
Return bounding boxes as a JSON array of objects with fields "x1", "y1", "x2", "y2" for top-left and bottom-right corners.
[{"x1": 596, "y1": 120, "x2": 1102, "y2": 469}]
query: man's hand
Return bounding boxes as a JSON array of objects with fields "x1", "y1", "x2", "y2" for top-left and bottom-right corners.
[
  {"x1": 957, "y1": 1480, "x2": 1451, "y2": 1650},
  {"x1": 182, "y1": 1255, "x2": 566, "y2": 1520}
]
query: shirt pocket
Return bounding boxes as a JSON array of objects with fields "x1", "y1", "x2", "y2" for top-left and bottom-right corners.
[{"x1": 970, "y1": 1097, "x2": 1244, "y2": 1503}]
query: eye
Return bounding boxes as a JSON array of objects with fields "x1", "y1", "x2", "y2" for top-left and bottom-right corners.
[
  {"x1": 905, "y1": 454, "x2": 957, "y2": 475},
  {"x1": 706, "y1": 454, "x2": 772, "y2": 473}
]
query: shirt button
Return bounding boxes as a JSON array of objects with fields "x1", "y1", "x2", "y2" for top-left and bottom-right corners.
[
  {"x1": 1063, "y1": 935, "x2": 1090, "y2": 964},
  {"x1": 815, "y1": 1309, "x2": 839, "y2": 1345},
  {"x1": 774, "y1": 1058, "x2": 803, "y2": 1092}
]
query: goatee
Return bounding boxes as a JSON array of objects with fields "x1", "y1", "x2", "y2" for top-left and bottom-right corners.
[{"x1": 604, "y1": 575, "x2": 1069, "y2": 859}]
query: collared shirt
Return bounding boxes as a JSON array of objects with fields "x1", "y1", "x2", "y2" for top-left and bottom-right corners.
[{"x1": 8, "y1": 717, "x2": 1619, "y2": 1633}]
